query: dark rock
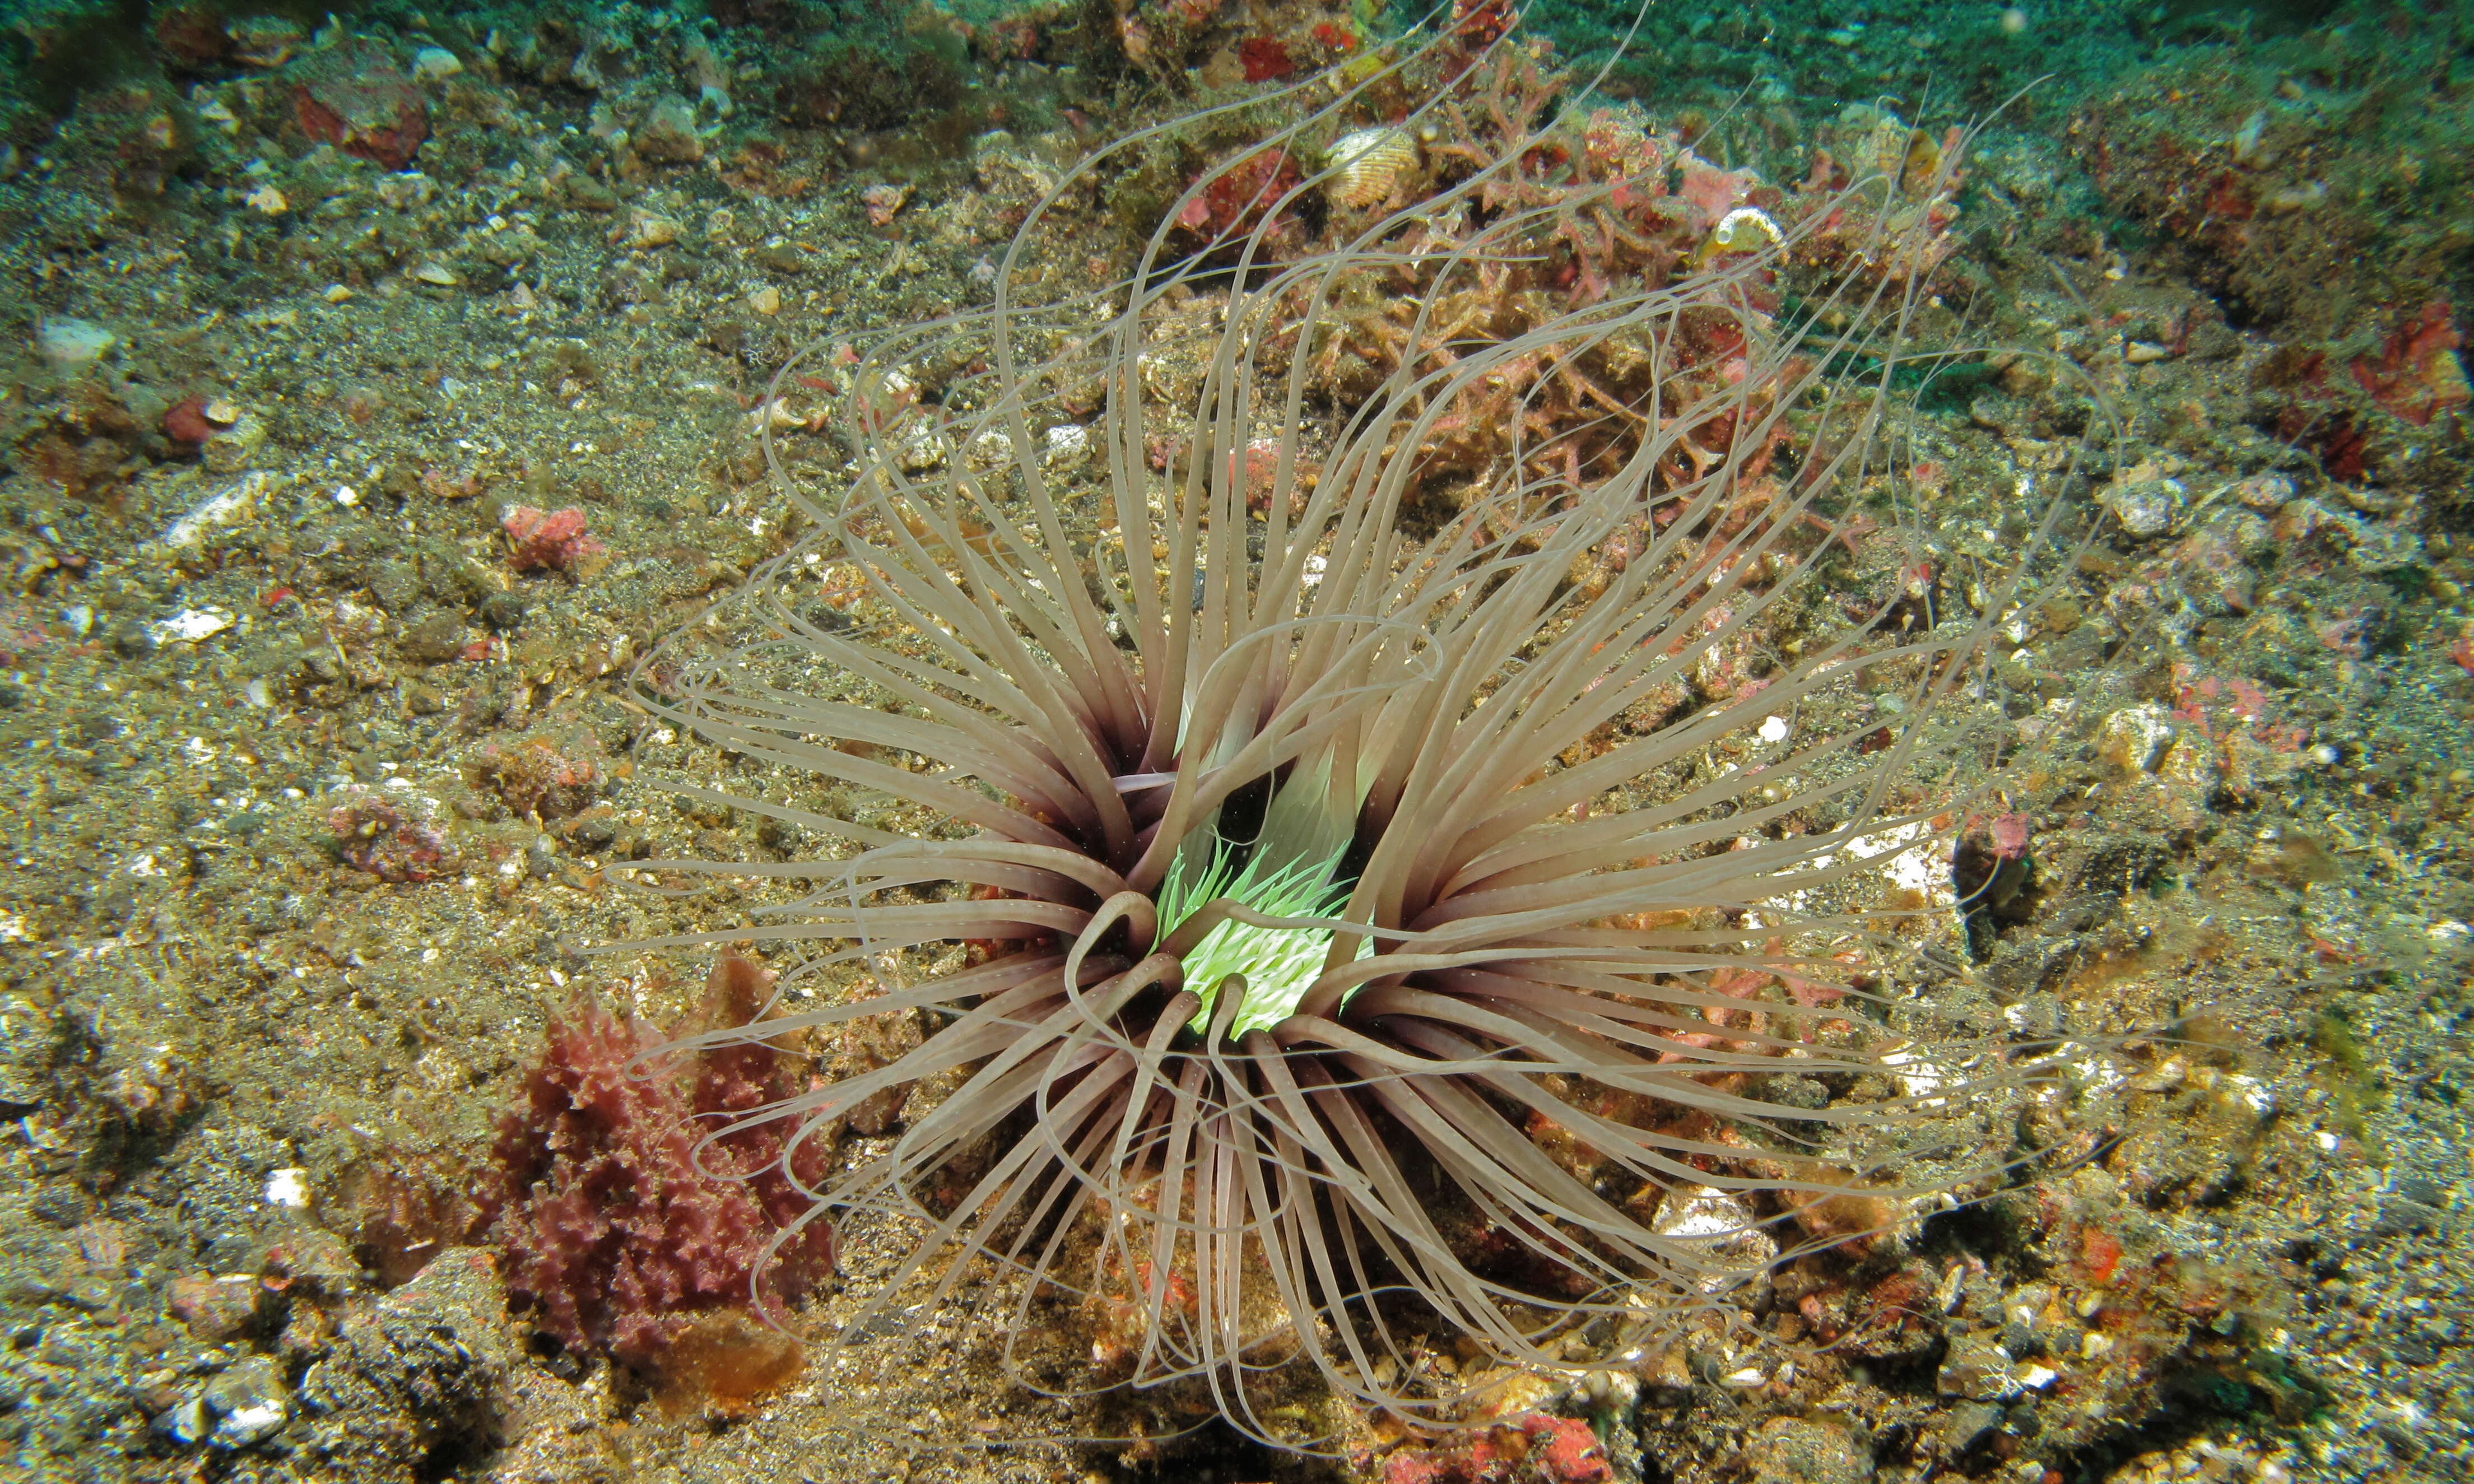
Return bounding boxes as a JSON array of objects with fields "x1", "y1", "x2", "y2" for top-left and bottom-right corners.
[
  {"x1": 1937, "y1": 1336, "x2": 2015, "y2": 1401},
  {"x1": 2371, "y1": 1195, "x2": 2440, "y2": 1238},
  {"x1": 634, "y1": 96, "x2": 704, "y2": 164},
  {"x1": 1983, "y1": 935, "x2": 2086, "y2": 998},
  {"x1": 400, "y1": 613, "x2": 467, "y2": 664},
  {"x1": 27, "y1": 1185, "x2": 83, "y2": 1226},
  {"x1": 2068, "y1": 833, "x2": 2172, "y2": 895},
  {"x1": 371, "y1": 561, "x2": 421, "y2": 613},
  {"x1": 0, "y1": 997, "x2": 58, "y2": 1117},
  {"x1": 296, "y1": 1248, "x2": 515, "y2": 1483},
  {"x1": 2393, "y1": 1174, "x2": 2449, "y2": 1207},
  {"x1": 1754, "y1": 1072, "x2": 1830, "y2": 1110},
  {"x1": 1936, "y1": 1400, "x2": 2004, "y2": 1455},
  {"x1": 478, "y1": 591, "x2": 527, "y2": 632},
  {"x1": 2043, "y1": 891, "x2": 2122, "y2": 934}
]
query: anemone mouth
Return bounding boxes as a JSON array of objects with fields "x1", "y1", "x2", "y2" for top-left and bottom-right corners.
[
  {"x1": 621, "y1": 6, "x2": 2102, "y2": 1453},
  {"x1": 1152, "y1": 822, "x2": 1369, "y2": 1039}
]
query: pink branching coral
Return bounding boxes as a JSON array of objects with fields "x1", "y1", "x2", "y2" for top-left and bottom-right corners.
[
  {"x1": 1157, "y1": 18, "x2": 1828, "y2": 441},
  {"x1": 1225, "y1": 40, "x2": 1964, "y2": 562},
  {"x1": 490, "y1": 956, "x2": 834, "y2": 1373}
]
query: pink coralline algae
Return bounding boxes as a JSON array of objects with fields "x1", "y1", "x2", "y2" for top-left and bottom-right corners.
[
  {"x1": 2349, "y1": 300, "x2": 2471, "y2": 428},
  {"x1": 489, "y1": 956, "x2": 834, "y2": 1373},
  {"x1": 463, "y1": 732, "x2": 602, "y2": 821},
  {"x1": 500, "y1": 505, "x2": 605, "y2": 574},
  {"x1": 1954, "y1": 810, "x2": 2035, "y2": 918},
  {"x1": 1380, "y1": 1414, "x2": 1614, "y2": 1484},
  {"x1": 292, "y1": 42, "x2": 428, "y2": 171},
  {"x1": 327, "y1": 786, "x2": 459, "y2": 883}
]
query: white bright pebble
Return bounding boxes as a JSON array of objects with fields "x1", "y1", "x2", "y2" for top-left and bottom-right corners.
[
  {"x1": 148, "y1": 608, "x2": 234, "y2": 646},
  {"x1": 35, "y1": 317, "x2": 116, "y2": 370}
]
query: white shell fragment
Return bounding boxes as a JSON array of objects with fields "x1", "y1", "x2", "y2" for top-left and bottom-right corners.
[
  {"x1": 149, "y1": 608, "x2": 236, "y2": 646},
  {"x1": 1043, "y1": 424, "x2": 1091, "y2": 467},
  {"x1": 156, "y1": 471, "x2": 273, "y2": 552}
]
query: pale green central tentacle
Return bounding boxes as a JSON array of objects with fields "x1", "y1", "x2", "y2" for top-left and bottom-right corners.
[{"x1": 1153, "y1": 844, "x2": 1368, "y2": 1038}]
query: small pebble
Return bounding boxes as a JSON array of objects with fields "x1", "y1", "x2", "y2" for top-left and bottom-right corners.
[
  {"x1": 202, "y1": 1354, "x2": 289, "y2": 1450},
  {"x1": 410, "y1": 45, "x2": 462, "y2": 82},
  {"x1": 34, "y1": 317, "x2": 115, "y2": 370},
  {"x1": 861, "y1": 182, "x2": 911, "y2": 226},
  {"x1": 617, "y1": 207, "x2": 682, "y2": 249},
  {"x1": 634, "y1": 95, "x2": 705, "y2": 165},
  {"x1": 2101, "y1": 476, "x2": 2183, "y2": 539},
  {"x1": 2234, "y1": 471, "x2": 2297, "y2": 511},
  {"x1": 263, "y1": 1167, "x2": 308, "y2": 1207}
]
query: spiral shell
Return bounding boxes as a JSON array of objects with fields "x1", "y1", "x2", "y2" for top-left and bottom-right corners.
[{"x1": 1326, "y1": 127, "x2": 1421, "y2": 210}]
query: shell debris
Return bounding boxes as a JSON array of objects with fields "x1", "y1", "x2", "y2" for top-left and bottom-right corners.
[{"x1": 1325, "y1": 126, "x2": 1421, "y2": 210}]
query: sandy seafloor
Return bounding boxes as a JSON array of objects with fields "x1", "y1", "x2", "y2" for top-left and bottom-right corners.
[{"x1": 2, "y1": 1, "x2": 2472, "y2": 1481}]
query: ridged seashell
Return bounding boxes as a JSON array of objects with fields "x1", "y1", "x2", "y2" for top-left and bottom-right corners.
[
  {"x1": 1326, "y1": 127, "x2": 1420, "y2": 210},
  {"x1": 1857, "y1": 114, "x2": 1946, "y2": 199}
]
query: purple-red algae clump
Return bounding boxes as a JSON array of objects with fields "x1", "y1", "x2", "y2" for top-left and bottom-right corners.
[{"x1": 488, "y1": 956, "x2": 834, "y2": 1381}]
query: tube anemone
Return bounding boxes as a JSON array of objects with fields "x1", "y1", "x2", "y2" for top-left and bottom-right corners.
[{"x1": 629, "y1": 11, "x2": 2088, "y2": 1450}]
